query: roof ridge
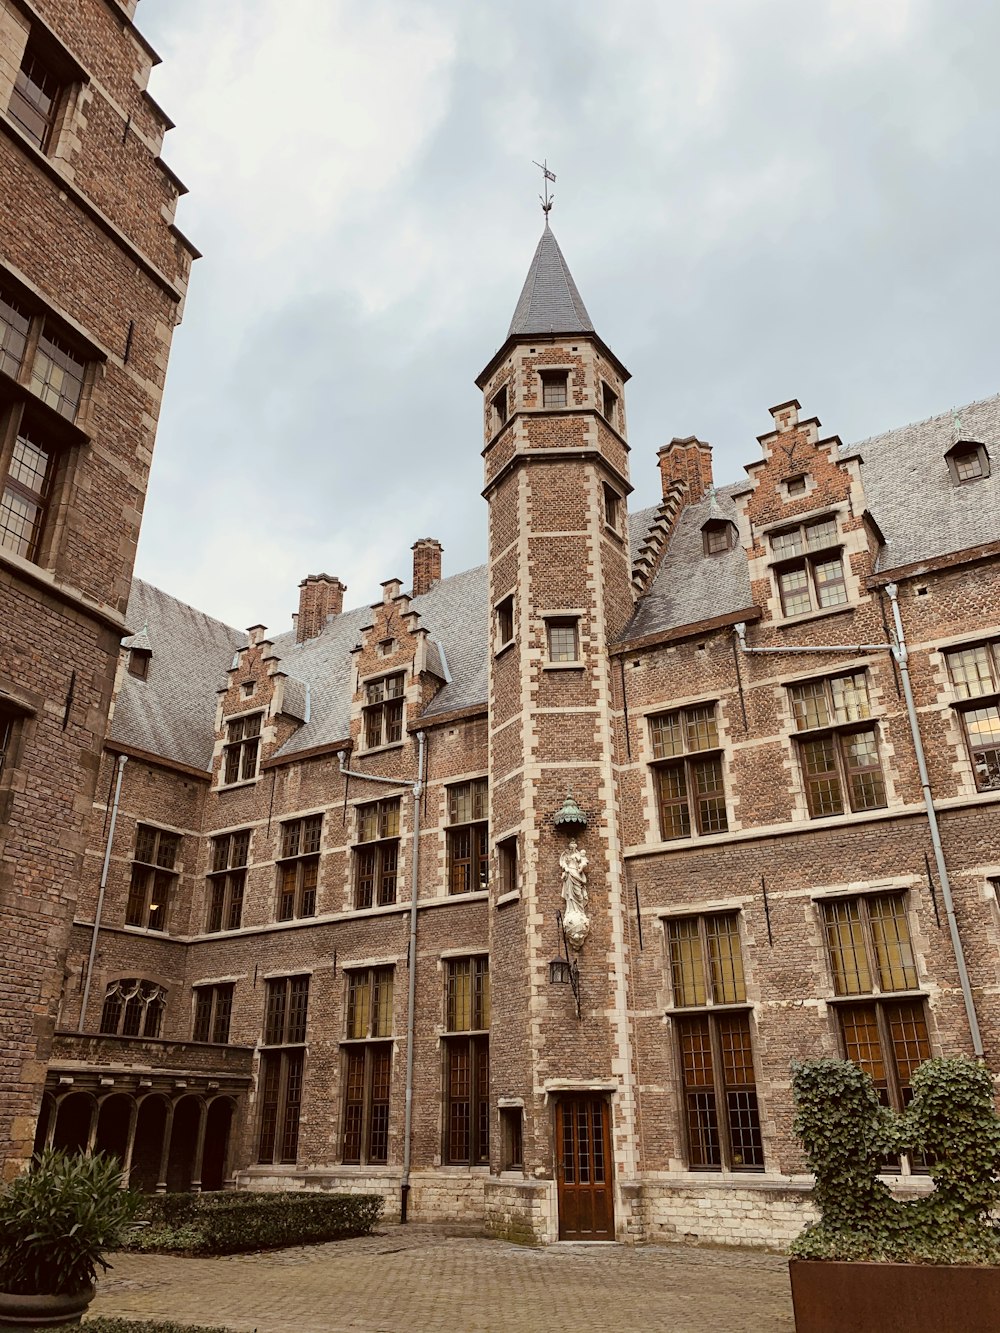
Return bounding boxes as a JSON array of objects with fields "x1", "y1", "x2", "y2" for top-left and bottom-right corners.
[
  {"x1": 131, "y1": 576, "x2": 244, "y2": 638},
  {"x1": 843, "y1": 392, "x2": 1000, "y2": 454}
]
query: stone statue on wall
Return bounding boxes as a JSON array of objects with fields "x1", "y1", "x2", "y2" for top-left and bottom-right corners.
[{"x1": 559, "y1": 838, "x2": 590, "y2": 950}]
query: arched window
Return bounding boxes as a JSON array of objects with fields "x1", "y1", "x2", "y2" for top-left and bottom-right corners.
[{"x1": 100, "y1": 979, "x2": 166, "y2": 1039}]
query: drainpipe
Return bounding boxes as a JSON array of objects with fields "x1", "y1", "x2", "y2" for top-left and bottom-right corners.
[
  {"x1": 734, "y1": 603, "x2": 984, "y2": 1058},
  {"x1": 883, "y1": 584, "x2": 983, "y2": 1057},
  {"x1": 400, "y1": 730, "x2": 425, "y2": 1223},
  {"x1": 336, "y1": 740, "x2": 427, "y2": 1220},
  {"x1": 79, "y1": 753, "x2": 127, "y2": 1032}
]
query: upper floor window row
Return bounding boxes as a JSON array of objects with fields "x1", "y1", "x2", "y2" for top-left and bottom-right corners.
[
  {"x1": 789, "y1": 671, "x2": 886, "y2": 818},
  {"x1": 8, "y1": 43, "x2": 63, "y2": 152},
  {"x1": 363, "y1": 673, "x2": 403, "y2": 749},
  {"x1": 769, "y1": 515, "x2": 847, "y2": 617},
  {"x1": 1, "y1": 288, "x2": 88, "y2": 422},
  {"x1": 649, "y1": 704, "x2": 728, "y2": 841}
]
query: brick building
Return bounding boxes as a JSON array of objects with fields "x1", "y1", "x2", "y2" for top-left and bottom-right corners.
[
  {"x1": 27, "y1": 217, "x2": 1000, "y2": 1244},
  {"x1": 0, "y1": 0, "x2": 195, "y2": 1179}
]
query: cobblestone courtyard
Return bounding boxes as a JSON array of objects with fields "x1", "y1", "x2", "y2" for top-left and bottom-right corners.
[{"x1": 89, "y1": 1225, "x2": 795, "y2": 1332}]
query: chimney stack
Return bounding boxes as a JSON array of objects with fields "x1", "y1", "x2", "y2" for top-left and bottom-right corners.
[
  {"x1": 296, "y1": 574, "x2": 346, "y2": 643},
  {"x1": 411, "y1": 539, "x2": 443, "y2": 597},
  {"x1": 657, "y1": 437, "x2": 713, "y2": 504}
]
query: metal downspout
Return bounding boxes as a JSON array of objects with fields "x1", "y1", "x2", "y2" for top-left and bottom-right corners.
[
  {"x1": 400, "y1": 730, "x2": 425, "y2": 1222},
  {"x1": 79, "y1": 753, "x2": 127, "y2": 1032},
  {"x1": 884, "y1": 583, "x2": 984, "y2": 1057}
]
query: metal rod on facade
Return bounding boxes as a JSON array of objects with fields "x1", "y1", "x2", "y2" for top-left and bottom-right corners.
[
  {"x1": 400, "y1": 730, "x2": 426, "y2": 1222},
  {"x1": 79, "y1": 753, "x2": 127, "y2": 1031}
]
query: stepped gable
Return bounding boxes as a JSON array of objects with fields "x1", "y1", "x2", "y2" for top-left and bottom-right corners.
[
  {"x1": 842, "y1": 393, "x2": 1000, "y2": 571},
  {"x1": 110, "y1": 580, "x2": 246, "y2": 771}
]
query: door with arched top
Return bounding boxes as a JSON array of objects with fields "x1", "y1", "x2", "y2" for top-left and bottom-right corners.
[{"x1": 555, "y1": 1096, "x2": 614, "y2": 1241}]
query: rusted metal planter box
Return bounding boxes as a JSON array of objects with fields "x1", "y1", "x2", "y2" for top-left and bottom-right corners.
[{"x1": 789, "y1": 1258, "x2": 1000, "y2": 1333}]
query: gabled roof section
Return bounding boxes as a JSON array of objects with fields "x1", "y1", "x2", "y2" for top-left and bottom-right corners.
[
  {"x1": 111, "y1": 581, "x2": 246, "y2": 771},
  {"x1": 507, "y1": 224, "x2": 595, "y2": 339}
]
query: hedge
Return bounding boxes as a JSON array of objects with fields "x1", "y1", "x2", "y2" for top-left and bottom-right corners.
[
  {"x1": 85, "y1": 1323, "x2": 235, "y2": 1332},
  {"x1": 127, "y1": 1191, "x2": 383, "y2": 1255}
]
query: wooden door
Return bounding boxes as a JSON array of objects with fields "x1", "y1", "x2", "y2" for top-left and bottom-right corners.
[{"x1": 555, "y1": 1096, "x2": 615, "y2": 1240}]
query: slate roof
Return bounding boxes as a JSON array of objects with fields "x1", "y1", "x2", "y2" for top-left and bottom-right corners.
[
  {"x1": 507, "y1": 224, "x2": 594, "y2": 339},
  {"x1": 115, "y1": 395, "x2": 1000, "y2": 771},
  {"x1": 845, "y1": 394, "x2": 1000, "y2": 571},
  {"x1": 110, "y1": 580, "x2": 245, "y2": 771}
]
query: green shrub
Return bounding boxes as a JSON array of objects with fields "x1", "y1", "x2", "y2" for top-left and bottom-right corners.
[
  {"x1": 0, "y1": 1150, "x2": 138, "y2": 1296},
  {"x1": 128, "y1": 1190, "x2": 383, "y2": 1254},
  {"x1": 790, "y1": 1055, "x2": 1000, "y2": 1265}
]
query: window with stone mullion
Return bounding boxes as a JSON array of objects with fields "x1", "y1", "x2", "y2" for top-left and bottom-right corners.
[
  {"x1": 790, "y1": 673, "x2": 886, "y2": 817},
  {"x1": 341, "y1": 967, "x2": 393, "y2": 1165},
  {"x1": 447, "y1": 778, "x2": 488, "y2": 895},
  {"x1": 945, "y1": 642, "x2": 1000, "y2": 792},
  {"x1": 223, "y1": 713, "x2": 262, "y2": 784},
  {"x1": 650, "y1": 705, "x2": 727, "y2": 840},
  {"x1": 125, "y1": 825, "x2": 180, "y2": 931},
  {"x1": 192, "y1": 984, "x2": 233, "y2": 1044},
  {"x1": 362, "y1": 674, "x2": 404, "y2": 749},
  {"x1": 277, "y1": 814, "x2": 321, "y2": 920}
]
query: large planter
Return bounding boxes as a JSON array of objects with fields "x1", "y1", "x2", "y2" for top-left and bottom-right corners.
[
  {"x1": 789, "y1": 1259, "x2": 1000, "y2": 1333},
  {"x1": 0, "y1": 1283, "x2": 95, "y2": 1329}
]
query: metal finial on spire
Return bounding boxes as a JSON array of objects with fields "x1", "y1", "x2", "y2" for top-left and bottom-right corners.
[
  {"x1": 952, "y1": 407, "x2": 963, "y2": 440},
  {"x1": 533, "y1": 158, "x2": 556, "y2": 219}
]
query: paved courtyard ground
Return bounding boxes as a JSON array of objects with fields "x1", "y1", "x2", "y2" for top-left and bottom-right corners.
[{"x1": 88, "y1": 1224, "x2": 795, "y2": 1332}]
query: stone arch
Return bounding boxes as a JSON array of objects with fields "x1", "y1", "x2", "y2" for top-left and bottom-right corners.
[
  {"x1": 94, "y1": 1092, "x2": 133, "y2": 1165},
  {"x1": 201, "y1": 1096, "x2": 236, "y2": 1192},
  {"x1": 52, "y1": 1091, "x2": 96, "y2": 1153},
  {"x1": 130, "y1": 1094, "x2": 169, "y2": 1193},
  {"x1": 166, "y1": 1094, "x2": 203, "y2": 1192}
]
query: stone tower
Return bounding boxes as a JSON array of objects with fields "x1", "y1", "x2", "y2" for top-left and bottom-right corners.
[{"x1": 478, "y1": 223, "x2": 639, "y2": 1241}]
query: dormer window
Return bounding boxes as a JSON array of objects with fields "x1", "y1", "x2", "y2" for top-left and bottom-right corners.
[
  {"x1": 601, "y1": 382, "x2": 618, "y2": 425},
  {"x1": 492, "y1": 386, "x2": 508, "y2": 431},
  {"x1": 946, "y1": 442, "x2": 990, "y2": 485},
  {"x1": 702, "y1": 520, "x2": 735, "y2": 556},
  {"x1": 540, "y1": 370, "x2": 568, "y2": 410},
  {"x1": 128, "y1": 648, "x2": 151, "y2": 679}
]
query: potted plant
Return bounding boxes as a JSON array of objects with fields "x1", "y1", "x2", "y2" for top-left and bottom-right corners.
[
  {"x1": 788, "y1": 1055, "x2": 1000, "y2": 1333},
  {"x1": 0, "y1": 1149, "x2": 138, "y2": 1328}
]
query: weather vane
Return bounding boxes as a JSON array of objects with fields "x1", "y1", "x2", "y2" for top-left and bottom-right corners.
[
  {"x1": 952, "y1": 407, "x2": 963, "y2": 439},
  {"x1": 533, "y1": 158, "x2": 555, "y2": 217}
]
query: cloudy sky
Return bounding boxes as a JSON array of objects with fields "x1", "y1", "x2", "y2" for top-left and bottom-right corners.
[{"x1": 137, "y1": 0, "x2": 1000, "y2": 633}]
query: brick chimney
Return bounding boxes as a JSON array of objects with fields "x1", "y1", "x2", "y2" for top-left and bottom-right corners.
[
  {"x1": 411, "y1": 539, "x2": 443, "y2": 597},
  {"x1": 296, "y1": 574, "x2": 346, "y2": 643},
  {"x1": 657, "y1": 437, "x2": 713, "y2": 503}
]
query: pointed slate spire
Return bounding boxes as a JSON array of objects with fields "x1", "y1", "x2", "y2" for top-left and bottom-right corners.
[{"x1": 507, "y1": 224, "x2": 594, "y2": 339}]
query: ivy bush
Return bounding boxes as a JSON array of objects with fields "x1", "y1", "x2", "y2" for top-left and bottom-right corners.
[
  {"x1": 127, "y1": 1190, "x2": 383, "y2": 1254},
  {"x1": 790, "y1": 1056, "x2": 1000, "y2": 1265},
  {"x1": 0, "y1": 1150, "x2": 138, "y2": 1296}
]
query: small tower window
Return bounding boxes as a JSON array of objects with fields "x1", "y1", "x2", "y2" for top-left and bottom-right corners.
[
  {"x1": 540, "y1": 370, "x2": 568, "y2": 410},
  {"x1": 496, "y1": 595, "x2": 514, "y2": 648},
  {"x1": 546, "y1": 617, "x2": 580, "y2": 664},
  {"x1": 946, "y1": 442, "x2": 990, "y2": 484},
  {"x1": 601, "y1": 382, "x2": 618, "y2": 425},
  {"x1": 492, "y1": 386, "x2": 508, "y2": 431},
  {"x1": 603, "y1": 483, "x2": 622, "y2": 533}
]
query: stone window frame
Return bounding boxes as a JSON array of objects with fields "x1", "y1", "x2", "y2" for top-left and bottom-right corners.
[
  {"x1": 497, "y1": 834, "x2": 518, "y2": 898},
  {"x1": 5, "y1": 21, "x2": 85, "y2": 158},
  {"x1": 275, "y1": 813, "x2": 321, "y2": 921},
  {"x1": 0, "y1": 277, "x2": 94, "y2": 424},
  {"x1": 446, "y1": 777, "x2": 488, "y2": 896},
  {"x1": 764, "y1": 512, "x2": 850, "y2": 620},
  {"x1": 257, "y1": 974, "x2": 310, "y2": 1166},
  {"x1": 494, "y1": 593, "x2": 515, "y2": 653},
  {"x1": 442, "y1": 955, "x2": 490, "y2": 1166},
  {"x1": 647, "y1": 702, "x2": 729, "y2": 841},
  {"x1": 341, "y1": 965, "x2": 394, "y2": 1166},
  {"x1": 544, "y1": 613, "x2": 582, "y2": 668},
  {"x1": 539, "y1": 368, "x2": 569, "y2": 410},
  {"x1": 125, "y1": 823, "x2": 181, "y2": 932},
  {"x1": 361, "y1": 671, "x2": 404, "y2": 751},
  {"x1": 192, "y1": 982, "x2": 234, "y2": 1045},
  {"x1": 353, "y1": 797, "x2": 400, "y2": 909},
  {"x1": 221, "y1": 710, "x2": 263, "y2": 786},
  {"x1": 99, "y1": 977, "x2": 166, "y2": 1039},
  {"x1": 786, "y1": 669, "x2": 888, "y2": 820},
  {"x1": 603, "y1": 482, "x2": 623, "y2": 535},
  {"x1": 661, "y1": 910, "x2": 764, "y2": 1173},
  {"x1": 206, "y1": 829, "x2": 251, "y2": 932},
  {"x1": 490, "y1": 384, "x2": 509, "y2": 433},
  {"x1": 0, "y1": 701, "x2": 25, "y2": 783},
  {"x1": 814, "y1": 887, "x2": 931, "y2": 1174},
  {"x1": 600, "y1": 380, "x2": 619, "y2": 428},
  {"x1": 941, "y1": 638, "x2": 1000, "y2": 794}
]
